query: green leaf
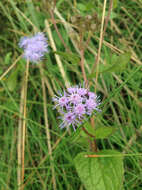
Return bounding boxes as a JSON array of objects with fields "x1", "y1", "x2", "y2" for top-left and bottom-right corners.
[
  {"x1": 106, "y1": 52, "x2": 131, "y2": 72},
  {"x1": 95, "y1": 126, "x2": 115, "y2": 139},
  {"x1": 77, "y1": 3, "x2": 86, "y2": 11},
  {"x1": 113, "y1": 0, "x2": 118, "y2": 9},
  {"x1": 6, "y1": 71, "x2": 18, "y2": 91},
  {"x1": 4, "y1": 52, "x2": 12, "y2": 65},
  {"x1": 72, "y1": 133, "x2": 90, "y2": 148},
  {"x1": 83, "y1": 122, "x2": 115, "y2": 139},
  {"x1": 86, "y1": 2, "x2": 95, "y2": 11},
  {"x1": 54, "y1": 51, "x2": 80, "y2": 64},
  {"x1": 74, "y1": 150, "x2": 124, "y2": 190},
  {"x1": 89, "y1": 52, "x2": 131, "y2": 78},
  {"x1": 83, "y1": 122, "x2": 96, "y2": 136},
  {"x1": 6, "y1": 65, "x2": 21, "y2": 92}
]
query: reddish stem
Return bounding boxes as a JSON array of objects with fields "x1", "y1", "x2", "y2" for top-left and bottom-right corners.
[
  {"x1": 82, "y1": 127, "x2": 95, "y2": 138},
  {"x1": 49, "y1": 10, "x2": 70, "y2": 52}
]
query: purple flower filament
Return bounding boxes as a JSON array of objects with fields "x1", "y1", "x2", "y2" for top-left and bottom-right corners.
[{"x1": 53, "y1": 84, "x2": 101, "y2": 131}]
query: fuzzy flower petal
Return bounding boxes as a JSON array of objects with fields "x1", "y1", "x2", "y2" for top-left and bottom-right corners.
[
  {"x1": 86, "y1": 99, "x2": 98, "y2": 115},
  {"x1": 69, "y1": 93, "x2": 82, "y2": 105},
  {"x1": 74, "y1": 104, "x2": 86, "y2": 117},
  {"x1": 19, "y1": 32, "x2": 48, "y2": 63},
  {"x1": 59, "y1": 112, "x2": 81, "y2": 131}
]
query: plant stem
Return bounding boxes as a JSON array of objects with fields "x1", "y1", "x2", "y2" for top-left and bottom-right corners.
[
  {"x1": 91, "y1": 0, "x2": 113, "y2": 77},
  {"x1": 45, "y1": 19, "x2": 70, "y2": 88},
  {"x1": 21, "y1": 59, "x2": 29, "y2": 187},
  {"x1": 82, "y1": 127, "x2": 95, "y2": 138},
  {"x1": 17, "y1": 82, "x2": 24, "y2": 189},
  {"x1": 94, "y1": 0, "x2": 107, "y2": 93},
  {"x1": 49, "y1": 9, "x2": 70, "y2": 52},
  {"x1": 39, "y1": 64, "x2": 57, "y2": 190}
]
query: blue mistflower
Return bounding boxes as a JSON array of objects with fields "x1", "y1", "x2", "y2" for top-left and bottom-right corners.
[
  {"x1": 52, "y1": 84, "x2": 101, "y2": 131},
  {"x1": 19, "y1": 32, "x2": 48, "y2": 63}
]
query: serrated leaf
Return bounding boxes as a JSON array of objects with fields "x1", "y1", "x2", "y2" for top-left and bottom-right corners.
[
  {"x1": 84, "y1": 122, "x2": 115, "y2": 139},
  {"x1": 74, "y1": 150, "x2": 124, "y2": 190},
  {"x1": 119, "y1": 52, "x2": 131, "y2": 68},
  {"x1": 95, "y1": 126, "x2": 115, "y2": 139},
  {"x1": 106, "y1": 52, "x2": 131, "y2": 72},
  {"x1": 89, "y1": 52, "x2": 131, "y2": 79}
]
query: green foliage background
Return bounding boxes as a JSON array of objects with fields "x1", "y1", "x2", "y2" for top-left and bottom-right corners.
[{"x1": 0, "y1": 0, "x2": 142, "y2": 189}]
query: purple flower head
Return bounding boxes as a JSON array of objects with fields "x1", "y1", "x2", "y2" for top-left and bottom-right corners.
[
  {"x1": 19, "y1": 32, "x2": 48, "y2": 63},
  {"x1": 52, "y1": 84, "x2": 101, "y2": 131}
]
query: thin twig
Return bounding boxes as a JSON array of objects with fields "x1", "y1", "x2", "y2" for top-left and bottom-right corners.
[
  {"x1": 83, "y1": 31, "x2": 92, "y2": 51},
  {"x1": 39, "y1": 64, "x2": 57, "y2": 190},
  {"x1": 82, "y1": 127, "x2": 95, "y2": 138},
  {"x1": 0, "y1": 55, "x2": 21, "y2": 81},
  {"x1": 49, "y1": 9, "x2": 70, "y2": 52},
  {"x1": 85, "y1": 153, "x2": 142, "y2": 158},
  {"x1": 52, "y1": 131, "x2": 67, "y2": 150}
]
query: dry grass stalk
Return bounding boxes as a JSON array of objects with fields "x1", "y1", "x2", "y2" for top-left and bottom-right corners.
[
  {"x1": 45, "y1": 19, "x2": 70, "y2": 88},
  {"x1": 17, "y1": 60, "x2": 29, "y2": 190},
  {"x1": 39, "y1": 64, "x2": 57, "y2": 190}
]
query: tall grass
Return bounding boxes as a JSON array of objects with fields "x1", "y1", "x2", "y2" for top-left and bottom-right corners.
[{"x1": 0, "y1": 0, "x2": 142, "y2": 189}]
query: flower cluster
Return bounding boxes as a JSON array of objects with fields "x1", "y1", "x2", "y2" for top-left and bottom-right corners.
[
  {"x1": 53, "y1": 84, "x2": 101, "y2": 131},
  {"x1": 19, "y1": 32, "x2": 48, "y2": 63}
]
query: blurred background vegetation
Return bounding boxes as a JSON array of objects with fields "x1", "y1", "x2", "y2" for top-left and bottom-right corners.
[{"x1": 0, "y1": 0, "x2": 142, "y2": 189}]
